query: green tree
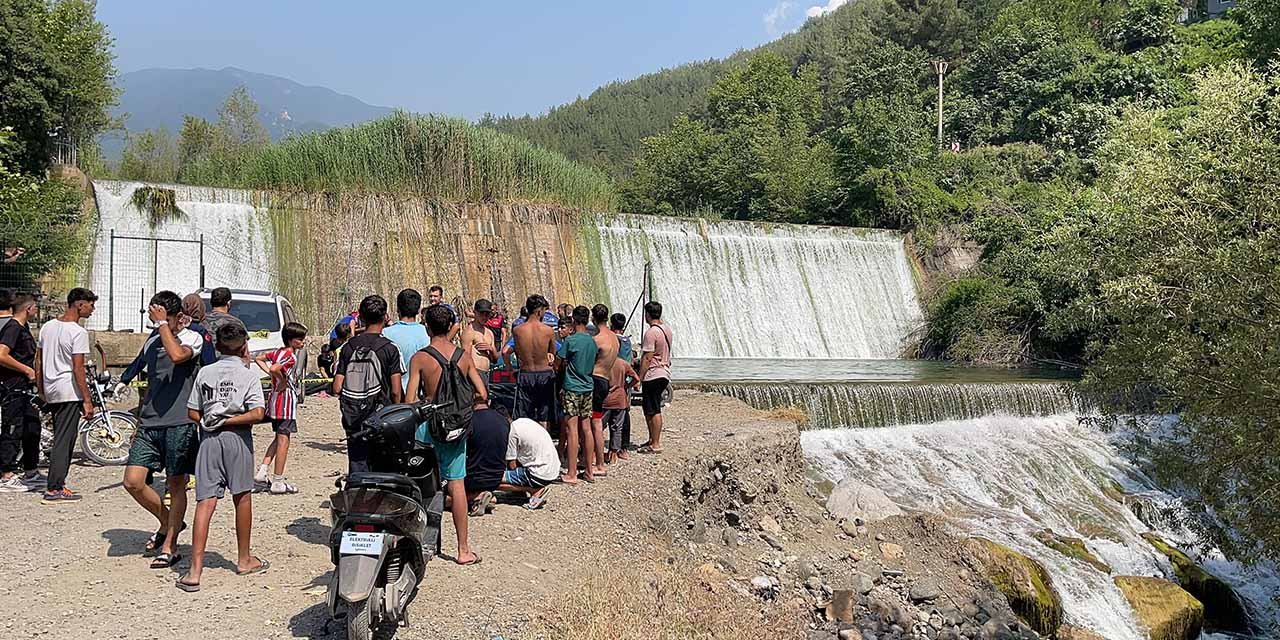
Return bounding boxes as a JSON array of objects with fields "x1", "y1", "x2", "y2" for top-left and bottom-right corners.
[
  {"x1": 1234, "y1": 0, "x2": 1280, "y2": 60},
  {"x1": 119, "y1": 128, "x2": 178, "y2": 183},
  {"x1": 177, "y1": 115, "x2": 218, "y2": 177},
  {"x1": 216, "y1": 85, "x2": 269, "y2": 151},
  {"x1": 0, "y1": 0, "x2": 117, "y2": 175},
  {"x1": 0, "y1": 127, "x2": 87, "y2": 291}
]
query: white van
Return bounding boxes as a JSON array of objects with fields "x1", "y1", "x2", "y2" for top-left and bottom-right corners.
[{"x1": 196, "y1": 288, "x2": 308, "y2": 401}]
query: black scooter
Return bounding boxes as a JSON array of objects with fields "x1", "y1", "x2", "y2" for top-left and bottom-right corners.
[{"x1": 326, "y1": 403, "x2": 445, "y2": 640}]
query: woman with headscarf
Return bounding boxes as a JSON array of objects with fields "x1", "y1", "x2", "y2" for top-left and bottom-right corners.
[{"x1": 181, "y1": 293, "x2": 217, "y2": 366}]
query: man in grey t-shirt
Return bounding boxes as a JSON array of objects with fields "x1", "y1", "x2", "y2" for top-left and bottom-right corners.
[
  {"x1": 122, "y1": 291, "x2": 204, "y2": 568},
  {"x1": 204, "y1": 287, "x2": 246, "y2": 336}
]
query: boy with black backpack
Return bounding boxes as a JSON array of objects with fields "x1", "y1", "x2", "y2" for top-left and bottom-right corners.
[
  {"x1": 405, "y1": 304, "x2": 488, "y2": 566},
  {"x1": 331, "y1": 295, "x2": 403, "y2": 473}
]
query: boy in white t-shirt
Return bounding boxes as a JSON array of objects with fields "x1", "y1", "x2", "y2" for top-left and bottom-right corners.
[{"x1": 35, "y1": 287, "x2": 98, "y2": 503}]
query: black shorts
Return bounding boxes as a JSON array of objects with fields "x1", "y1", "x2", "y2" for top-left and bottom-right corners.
[
  {"x1": 516, "y1": 370, "x2": 556, "y2": 424},
  {"x1": 590, "y1": 375, "x2": 609, "y2": 417},
  {"x1": 271, "y1": 418, "x2": 297, "y2": 435},
  {"x1": 641, "y1": 378, "x2": 670, "y2": 417}
]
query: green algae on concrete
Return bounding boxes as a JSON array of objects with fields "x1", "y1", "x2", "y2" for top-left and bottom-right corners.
[
  {"x1": 1032, "y1": 530, "x2": 1111, "y2": 573},
  {"x1": 1114, "y1": 575, "x2": 1204, "y2": 640},
  {"x1": 1141, "y1": 533, "x2": 1250, "y2": 633},
  {"x1": 964, "y1": 537, "x2": 1063, "y2": 637}
]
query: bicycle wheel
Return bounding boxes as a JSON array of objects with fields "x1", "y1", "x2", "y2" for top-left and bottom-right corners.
[{"x1": 79, "y1": 411, "x2": 139, "y2": 466}]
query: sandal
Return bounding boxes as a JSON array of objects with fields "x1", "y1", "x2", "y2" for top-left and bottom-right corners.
[
  {"x1": 525, "y1": 486, "x2": 551, "y2": 510},
  {"x1": 236, "y1": 556, "x2": 270, "y2": 576},
  {"x1": 637, "y1": 445, "x2": 663, "y2": 454},
  {"x1": 468, "y1": 491, "x2": 494, "y2": 517},
  {"x1": 150, "y1": 552, "x2": 182, "y2": 569},
  {"x1": 145, "y1": 521, "x2": 188, "y2": 554},
  {"x1": 455, "y1": 552, "x2": 482, "y2": 566},
  {"x1": 175, "y1": 574, "x2": 200, "y2": 592}
]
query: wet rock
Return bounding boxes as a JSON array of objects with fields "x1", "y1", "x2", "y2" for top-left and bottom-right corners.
[
  {"x1": 1140, "y1": 533, "x2": 1249, "y2": 633},
  {"x1": 827, "y1": 478, "x2": 905, "y2": 524},
  {"x1": 964, "y1": 537, "x2": 1062, "y2": 637},
  {"x1": 1113, "y1": 575, "x2": 1204, "y2": 640},
  {"x1": 1032, "y1": 530, "x2": 1111, "y2": 573}
]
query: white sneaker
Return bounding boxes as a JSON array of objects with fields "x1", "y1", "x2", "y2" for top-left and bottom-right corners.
[
  {"x1": 269, "y1": 478, "x2": 298, "y2": 495},
  {"x1": 254, "y1": 465, "x2": 270, "y2": 484},
  {"x1": 0, "y1": 476, "x2": 28, "y2": 493}
]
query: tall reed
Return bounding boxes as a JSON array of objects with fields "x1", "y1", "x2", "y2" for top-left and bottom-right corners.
[{"x1": 182, "y1": 111, "x2": 617, "y2": 210}]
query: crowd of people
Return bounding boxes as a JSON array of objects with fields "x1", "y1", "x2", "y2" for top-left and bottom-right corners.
[{"x1": 0, "y1": 281, "x2": 675, "y2": 590}]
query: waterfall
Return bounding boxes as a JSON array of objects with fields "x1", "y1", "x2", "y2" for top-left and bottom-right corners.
[
  {"x1": 704, "y1": 382, "x2": 1085, "y2": 429},
  {"x1": 802, "y1": 416, "x2": 1280, "y2": 639},
  {"x1": 595, "y1": 215, "x2": 922, "y2": 359},
  {"x1": 88, "y1": 181, "x2": 274, "y2": 331}
]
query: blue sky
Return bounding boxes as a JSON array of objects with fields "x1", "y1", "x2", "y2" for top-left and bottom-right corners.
[{"x1": 97, "y1": 1, "x2": 849, "y2": 120}]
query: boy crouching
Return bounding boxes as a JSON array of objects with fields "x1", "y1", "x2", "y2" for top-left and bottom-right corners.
[{"x1": 177, "y1": 324, "x2": 269, "y2": 592}]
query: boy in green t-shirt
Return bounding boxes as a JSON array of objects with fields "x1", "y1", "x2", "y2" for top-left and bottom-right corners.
[{"x1": 555, "y1": 306, "x2": 597, "y2": 484}]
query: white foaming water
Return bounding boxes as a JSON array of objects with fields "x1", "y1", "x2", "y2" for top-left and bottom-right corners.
[
  {"x1": 802, "y1": 415, "x2": 1280, "y2": 639},
  {"x1": 89, "y1": 181, "x2": 274, "y2": 331},
  {"x1": 595, "y1": 215, "x2": 922, "y2": 359}
]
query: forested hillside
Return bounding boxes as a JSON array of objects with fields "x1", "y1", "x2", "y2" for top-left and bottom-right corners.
[{"x1": 494, "y1": 0, "x2": 1280, "y2": 559}]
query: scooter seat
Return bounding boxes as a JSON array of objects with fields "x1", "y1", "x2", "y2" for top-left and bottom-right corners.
[{"x1": 345, "y1": 472, "x2": 424, "y2": 503}]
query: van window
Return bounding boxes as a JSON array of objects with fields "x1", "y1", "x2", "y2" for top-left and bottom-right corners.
[{"x1": 231, "y1": 301, "x2": 282, "y2": 333}]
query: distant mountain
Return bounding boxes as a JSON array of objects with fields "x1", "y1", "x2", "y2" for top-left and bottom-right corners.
[{"x1": 104, "y1": 67, "x2": 394, "y2": 157}]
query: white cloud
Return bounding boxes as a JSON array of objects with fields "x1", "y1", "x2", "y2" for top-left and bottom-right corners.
[
  {"x1": 763, "y1": 1, "x2": 794, "y2": 36},
  {"x1": 806, "y1": 0, "x2": 850, "y2": 18}
]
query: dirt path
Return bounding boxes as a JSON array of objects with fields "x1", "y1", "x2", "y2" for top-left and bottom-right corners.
[{"x1": 1, "y1": 391, "x2": 785, "y2": 640}]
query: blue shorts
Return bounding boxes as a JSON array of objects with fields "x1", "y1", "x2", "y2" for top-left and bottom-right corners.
[
  {"x1": 416, "y1": 424, "x2": 467, "y2": 481},
  {"x1": 503, "y1": 466, "x2": 554, "y2": 489}
]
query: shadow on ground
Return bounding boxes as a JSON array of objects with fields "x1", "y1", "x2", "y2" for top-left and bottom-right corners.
[{"x1": 287, "y1": 516, "x2": 330, "y2": 545}]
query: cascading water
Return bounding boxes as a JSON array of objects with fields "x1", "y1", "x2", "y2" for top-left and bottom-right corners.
[
  {"x1": 594, "y1": 215, "x2": 922, "y2": 359},
  {"x1": 89, "y1": 181, "x2": 274, "y2": 331},
  {"x1": 802, "y1": 415, "x2": 1280, "y2": 639},
  {"x1": 704, "y1": 381, "x2": 1085, "y2": 429}
]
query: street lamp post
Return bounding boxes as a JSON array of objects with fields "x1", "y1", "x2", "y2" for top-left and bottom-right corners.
[{"x1": 932, "y1": 60, "x2": 949, "y2": 150}]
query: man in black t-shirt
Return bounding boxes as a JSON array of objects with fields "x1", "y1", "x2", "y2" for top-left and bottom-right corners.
[
  {"x1": 464, "y1": 401, "x2": 511, "y2": 515},
  {"x1": 0, "y1": 292, "x2": 42, "y2": 492},
  {"x1": 332, "y1": 295, "x2": 403, "y2": 473}
]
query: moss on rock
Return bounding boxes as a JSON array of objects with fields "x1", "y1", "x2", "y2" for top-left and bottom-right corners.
[
  {"x1": 1141, "y1": 533, "x2": 1250, "y2": 633},
  {"x1": 964, "y1": 537, "x2": 1063, "y2": 637},
  {"x1": 1032, "y1": 530, "x2": 1111, "y2": 573},
  {"x1": 1114, "y1": 576, "x2": 1203, "y2": 640}
]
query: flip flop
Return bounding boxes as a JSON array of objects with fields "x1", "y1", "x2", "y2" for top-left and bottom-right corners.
[
  {"x1": 175, "y1": 574, "x2": 200, "y2": 592},
  {"x1": 150, "y1": 552, "x2": 182, "y2": 569},
  {"x1": 636, "y1": 445, "x2": 663, "y2": 454},
  {"x1": 525, "y1": 486, "x2": 552, "y2": 510},
  {"x1": 145, "y1": 521, "x2": 188, "y2": 554},
  {"x1": 455, "y1": 553, "x2": 482, "y2": 566},
  {"x1": 236, "y1": 557, "x2": 270, "y2": 576}
]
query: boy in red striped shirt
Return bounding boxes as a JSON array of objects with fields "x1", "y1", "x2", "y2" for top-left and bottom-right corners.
[{"x1": 254, "y1": 322, "x2": 307, "y2": 494}]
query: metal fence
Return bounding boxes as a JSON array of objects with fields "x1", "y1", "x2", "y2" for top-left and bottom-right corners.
[{"x1": 99, "y1": 230, "x2": 209, "y2": 331}]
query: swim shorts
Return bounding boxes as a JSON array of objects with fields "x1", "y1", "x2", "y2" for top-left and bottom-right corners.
[
  {"x1": 641, "y1": 378, "x2": 670, "y2": 417},
  {"x1": 562, "y1": 390, "x2": 592, "y2": 420},
  {"x1": 516, "y1": 370, "x2": 557, "y2": 423},
  {"x1": 590, "y1": 375, "x2": 609, "y2": 418}
]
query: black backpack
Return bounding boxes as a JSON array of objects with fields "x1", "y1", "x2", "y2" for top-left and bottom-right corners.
[{"x1": 421, "y1": 346, "x2": 474, "y2": 443}]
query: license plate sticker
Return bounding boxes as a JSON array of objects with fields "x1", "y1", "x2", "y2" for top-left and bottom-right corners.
[{"x1": 339, "y1": 531, "x2": 384, "y2": 556}]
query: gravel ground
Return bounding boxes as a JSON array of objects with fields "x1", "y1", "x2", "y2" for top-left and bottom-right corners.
[{"x1": 0, "y1": 391, "x2": 785, "y2": 640}]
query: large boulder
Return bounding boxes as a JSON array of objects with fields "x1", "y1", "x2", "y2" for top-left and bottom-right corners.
[
  {"x1": 1056, "y1": 624, "x2": 1106, "y2": 640},
  {"x1": 1141, "y1": 533, "x2": 1251, "y2": 633},
  {"x1": 1114, "y1": 576, "x2": 1204, "y2": 640},
  {"x1": 964, "y1": 537, "x2": 1063, "y2": 637},
  {"x1": 826, "y1": 478, "x2": 903, "y2": 523}
]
